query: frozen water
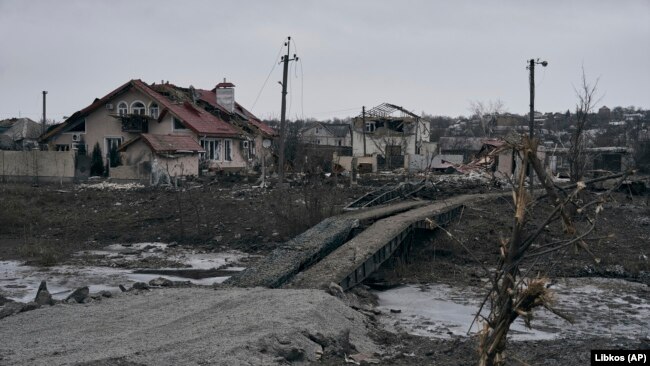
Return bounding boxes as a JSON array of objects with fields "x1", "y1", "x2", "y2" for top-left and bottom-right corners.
[
  {"x1": 0, "y1": 244, "x2": 250, "y2": 302},
  {"x1": 375, "y1": 278, "x2": 650, "y2": 341}
]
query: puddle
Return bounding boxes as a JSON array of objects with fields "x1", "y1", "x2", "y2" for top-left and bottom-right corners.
[
  {"x1": 0, "y1": 243, "x2": 250, "y2": 302},
  {"x1": 374, "y1": 278, "x2": 650, "y2": 341}
]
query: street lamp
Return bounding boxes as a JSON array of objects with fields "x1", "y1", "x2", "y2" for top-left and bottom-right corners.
[
  {"x1": 527, "y1": 58, "x2": 547, "y2": 192},
  {"x1": 528, "y1": 59, "x2": 548, "y2": 140}
]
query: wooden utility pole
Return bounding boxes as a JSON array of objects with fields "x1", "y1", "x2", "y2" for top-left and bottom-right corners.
[
  {"x1": 362, "y1": 106, "x2": 367, "y2": 156},
  {"x1": 278, "y1": 36, "x2": 299, "y2": 183},
  {"x1": 527, "y1": 58, "x2": 547, "y2": 193},
  {"x1": 42, "y1": 91, "x2": 48, "y2": 135},
  {"x1": 528, "y1": 59, "x2": 535, "y2": 193}
]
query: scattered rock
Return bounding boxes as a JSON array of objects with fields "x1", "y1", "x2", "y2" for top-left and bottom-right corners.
[
  {"x1": 0, "y1": 302, "x2": 24, "y2": 319},
  {"x1": 213, "y1": 235, "x2": 224, "y2": 242},
  {"x1": 100, "y1": 290, "x2": 113, "y2": 298},
  {"x1": 234, "y1": 233, "x2": 242, "y2": 239},
  {"x1": 34, "y1": 281, "x2": 54, "y2": 306},
  {"x1": 389, "y1": 309, "x2": 401, "y2": 314},
  {"x1": 132, "y1": 282, "x2": 150, "y2": 291},
  {"x1": 65, "y1": 286, "x2": 90, "y2": 304},
  {"x1": 327, "y1": 282, "x2": 345, "y2": 298},
  {"x1": 119, "y1": 285, "x2": 127, "y2": 292},
  {"x1": 349, "y1": 353, "x2": 380, "y2": 364},
  {"x1": 20, "y1": 302, "x2": 40, "y2": 312},
  {"x1": 0, "y1": 294, "x2": 14, "y2": 306},
  {"x1": 149, "y1": 277, "x2": 174, "y2": 287}
]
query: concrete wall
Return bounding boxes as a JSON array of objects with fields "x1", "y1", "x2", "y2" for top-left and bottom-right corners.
[
  {"x1": 157, "y1": 154, "x2": 200, "y2": 177},
  {"x1": 114, "y1": 139, "x2": 200, "y2": 180},
  {"x1": 110, "y1": 163, "x2": 150, "y2": 181},
  {"x1": 332, "y1": 154, "x2": 377, "y2": 173},
  {"x1": 1, "y1": 150, "x2": 75, "y2": 182}
]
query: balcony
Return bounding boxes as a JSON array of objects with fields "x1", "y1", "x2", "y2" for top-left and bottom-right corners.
[{"x1": 118, "y1": 114, "x2": 149, "y2": 133}]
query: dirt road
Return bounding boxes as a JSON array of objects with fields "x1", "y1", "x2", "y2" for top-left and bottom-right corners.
[{"x1": 0, "y1": 287, "x2": 376, "y2": 366}]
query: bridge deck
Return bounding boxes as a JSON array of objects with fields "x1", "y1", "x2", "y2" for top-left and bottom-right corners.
[
  {"x1": 287, "y1": 193, "x2": 503, "y2": 290},
  {"x1": 225, "y1": 199, "x2": 431, "y2": 288}
]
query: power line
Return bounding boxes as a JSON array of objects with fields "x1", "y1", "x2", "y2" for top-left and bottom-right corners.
[
  {"x1": 291, "y1": 38, "x2": 305, "y2": 121},
  {"x1": 251, "y1": 43, "x2": 284, "y2": 112}
]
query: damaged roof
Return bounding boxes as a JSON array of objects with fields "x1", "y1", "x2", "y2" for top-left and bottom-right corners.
[
  {"x1": 196, "y1": 88, "x2": 277, "y2": 137},
  {"x1": 41, "y1": 80, "x2": 240, "y2": 141},
  {"x1": 120, "y1": 134, "x2": 205, "y2": 154}
]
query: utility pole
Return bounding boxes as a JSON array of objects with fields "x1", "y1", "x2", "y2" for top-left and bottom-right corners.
[
  {"x1": 362, "y1": 106, "x2": 367, "y2": 156},
  {"x1": 42, "y1": 91, "x2": 48, "y2": 135},
  {"x1": 527, "y1": 58, "x2": 548, "y2": 193},
  {"x1": 278, "y1": 36, "x2": 298, "y2": 184}
]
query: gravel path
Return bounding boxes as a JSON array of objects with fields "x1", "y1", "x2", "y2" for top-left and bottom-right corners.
[{"x1": 0, "y1": 287, "x2": 376, "y2": 366}]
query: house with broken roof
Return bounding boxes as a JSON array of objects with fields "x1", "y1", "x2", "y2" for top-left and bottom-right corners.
[
  {"x1": 350, "y1": 103, "x2": 432, "y2": 170},
  {"x1": 40, "y1": 79, "x2": 274, "y2": 181},
  {"x1": 0, "y1": 118, "x2": 42, "y2": 150},
  {"x1": 300, "y1": 122, "x2": 351, "y2": 147}
]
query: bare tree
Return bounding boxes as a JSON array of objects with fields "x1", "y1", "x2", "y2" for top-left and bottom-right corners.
[
  {"x1": 569, "y1": 67, "x2": 601, "y2": 182},
  {"x1": 469, "y1": 100, "x2": 506, "y2": 137},
  {"x1": 474, "y1": 135, "x2": 628, "y2": 366}
]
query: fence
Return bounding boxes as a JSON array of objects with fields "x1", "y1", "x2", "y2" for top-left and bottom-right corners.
[{"x1": 1, "y1": 150, "x2": 76, "y2": 184}]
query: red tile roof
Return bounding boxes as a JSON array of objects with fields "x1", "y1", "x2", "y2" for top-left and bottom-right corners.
[
  {"x1": 41, "y1": 80, "x2": 240, "y2": 141},
  {"x1": 132, "y1": 80, "x2": 239, "y2": 138},
  {"x1": 197, "y1": 88, "x2": 277, "y2": 137},
  {"x1": 121, "y1": 134, "x2": 205, "y2": 154}
]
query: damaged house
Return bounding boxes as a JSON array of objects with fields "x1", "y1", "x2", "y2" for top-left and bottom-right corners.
[
  {"x1": 40, "y1": 79, "x2": 274, "y2": 181},
  {"x1": 0, "y1": 118, "x2": 42, "y2": 150},
  {"x1": 350, "y1": 103, "x2": 432, "y2": 170},
  {"x1": 300, "y1": 122, "x2": 351, "y2": 147}
]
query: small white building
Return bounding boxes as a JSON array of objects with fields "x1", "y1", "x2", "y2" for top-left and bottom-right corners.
[{"x1": 300, "y1": 122, "x2": 351, "y2": 147}]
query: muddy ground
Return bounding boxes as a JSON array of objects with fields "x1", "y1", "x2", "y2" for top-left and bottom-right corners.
[
  {"x1": 367, "y1": 189, "x2": 650, "y2": 365},
  {"x1": 0, "y1": 179, "x2": 370, "y2": 266},
  {"x1": 1, "y1": 176, "x2": 649, "y2": 365}
]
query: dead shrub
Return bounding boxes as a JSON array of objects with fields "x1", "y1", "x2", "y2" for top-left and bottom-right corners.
[{"x1": 268, "y1": 185, "x2": 342, "y2": 238}]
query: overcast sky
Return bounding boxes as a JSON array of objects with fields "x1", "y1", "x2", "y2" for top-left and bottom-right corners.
[{"x1": 1, "y1": 0, "x2": 648, "y2": 122}]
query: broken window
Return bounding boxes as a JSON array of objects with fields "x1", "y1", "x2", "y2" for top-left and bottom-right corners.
[
  {"x1": 365, "y1": 122, "x2": 376, "y2": 133},
  {"x1": 224, "y1": 139, "x2": 232, "y2": 161},
  {"x1": 117, "y1": 102, "x2": 128, "y2": 116},
  {"x1": 149, "y1": 103, "x2": 159, "y2": 119},
  {"x1": 131, "y1": 102, "x2": 146, "y2": 115},
  {"x1": 68, "y1": 119, "x2": 86, "y2": 133},
  {"x1": 200, "y1": 139, "x2": 221, "y2": 161},
  {"x1": 173, "y1": 117, "x2": 186, "y2": 130},
  {"x1": 55, "y1": 144, "x2": 70, "y2": 151}
]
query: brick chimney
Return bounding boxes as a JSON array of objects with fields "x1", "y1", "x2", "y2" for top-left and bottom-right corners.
[{"x1": 216, "y1": 78, "x2": 235, "y2": 113}]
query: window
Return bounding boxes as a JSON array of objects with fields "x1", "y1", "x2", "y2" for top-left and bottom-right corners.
[
  {"x1": 315, "y1": 127, "x2": 320, "y2": 133},
  {"x1": 224, "y1": 139, "x2": 232, "y2": 161},
  {"x1": 365, "y1": 122, "x2": 376, "y2": 132},
  {"x1": 316, "y1": 139, "x2": 321, "y2": 145},
  {"x1": 149, "y1": 103, "x2": 159, "y2": 119},
  {"x1": 200, "y1": 139, "x2": 221, "y2": 161},
  {"x1": 69, "y1": 119, "x2": 86, "y2": 132},
  {"x1": 337, "y1": 140, "x2": 342, "y2": 146},
  {"x1": 117, "y1": 102, "x2": 128, "y2": 116},
  {"x1": 55, "y1": 144, "x2": 70, "y2": 151},
  {"x1": 106, "y1": 137, "x2": 123, "y2": 153},
  {"x1": 173, "y1": 117, "x2": 186, "y2": 130},
  {"x1": 131, "y1": 101, "x2": 146, "y2": 115}
]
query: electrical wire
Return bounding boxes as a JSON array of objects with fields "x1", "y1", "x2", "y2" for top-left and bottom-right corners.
[
  {"x1": 291, "y1": 38, "x2": 305, "y2": 121},
  {"x1": 251, "y1": 43, "x2": 284, "y2": 112}
]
